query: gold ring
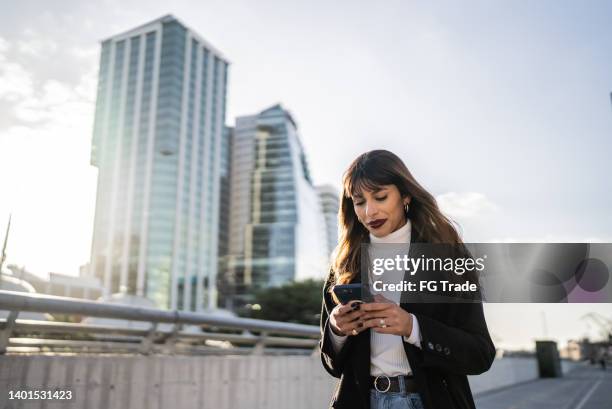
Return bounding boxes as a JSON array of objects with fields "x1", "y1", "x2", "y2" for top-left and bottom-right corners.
[{"x1": 351, "y1": 329, "x2": 358, "y2": 336}]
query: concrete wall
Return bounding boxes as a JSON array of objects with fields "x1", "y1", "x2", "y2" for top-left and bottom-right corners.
[
  {"x1": 1, "y1": 355, "x2": 561, "y2": 409},
  {"x1": 0, "y1": 355, "x2": 336, "y2": 409},
  {"x1": 469, "y1": 357, "x2": 538, "y2": 394},
  {"x1": 560, "y1": 359, "x2": 582, "y2": 375}
]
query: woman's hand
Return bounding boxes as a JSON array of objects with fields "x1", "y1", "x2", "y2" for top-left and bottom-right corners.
[
  {"x1": 329, "y1": 300, "x2": 366, "y2": 336},
  {"x1": 359, "y1": 295, "x2": 413, "y2": 337}
]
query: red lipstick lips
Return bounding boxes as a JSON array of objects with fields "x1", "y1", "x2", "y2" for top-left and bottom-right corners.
[{"x1": 367, "y1": 219, "x2": 387, "y2": 229}]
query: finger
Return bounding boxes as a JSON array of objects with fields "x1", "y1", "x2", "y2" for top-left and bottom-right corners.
[
  {"x1": 337, "y1": 310, "x2": 365, "y2": 328},
  {"x1": 332, "y1": 305, "x2": 353, "y2": 318},
  {"x1": 361, "y1": 317, "x2": 395, "y2": 330},
  {"x1": 353, "y1": 324, "x2": 368, "y2": 335},
  {"x1": 359, "y1": 309, "x2": 393, "y2": 322},
  {"x1": 344, "y1": 308, "x2": 365, "y2": 321},
  {"x1": 358, "y1": 314, "x2": 387, "y2": 324},
  {"x1": 347, "y1": 320, "x2": 367, "y2": 335},
  {"x1": 337, "y1": 319, "x2": 363, "y2": 336},
  {"x1": 373, "y1": 294, "x2": 393, "y2": 303},
  {"x1": 360, "y1": 302, "x2": 394, "y2": 312},
  {"x1": 337, "y1": 300, "x2": 363, "y2": 315}
]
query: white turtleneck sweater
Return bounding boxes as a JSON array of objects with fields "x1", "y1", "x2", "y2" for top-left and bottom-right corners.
[{"x1": 328, "y1": 219, "x2": 422, "y2": 376}]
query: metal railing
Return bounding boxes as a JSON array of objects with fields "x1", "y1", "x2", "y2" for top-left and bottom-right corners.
[{"x1": 0, "y1": 290, "x2": 321, "y2": 355}]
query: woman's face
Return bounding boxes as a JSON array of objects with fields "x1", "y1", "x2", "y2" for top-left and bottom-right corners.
[{"x1": 352, "y1": 184, "x2": 410, "y2": 238}]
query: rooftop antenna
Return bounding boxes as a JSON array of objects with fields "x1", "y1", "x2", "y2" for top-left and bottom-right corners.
[{"x1": 0, "y1": 213, "x2": 11, "y2": 283}]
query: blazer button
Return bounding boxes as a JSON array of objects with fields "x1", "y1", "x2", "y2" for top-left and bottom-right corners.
[
  {"x1": 427, "y1": 342, "x2": 434, "y2": 350},
  {"x1": 444, "y1": 347, "x2": 450, "y2": 355},
  {"x1": 435, "y1": 344, "x2": 442, "y2": 352}
]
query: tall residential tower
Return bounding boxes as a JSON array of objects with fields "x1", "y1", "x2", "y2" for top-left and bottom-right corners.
[
  {"x1": 89, "y1": 15, "x2": 229, "y2": 311},
  {"x1": 222, "y1": 105, "x2": 328, "y2": 308}
]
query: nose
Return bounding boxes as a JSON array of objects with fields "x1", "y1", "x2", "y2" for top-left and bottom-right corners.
[{"x1": 365, "y1": 201, "x2": 379, "y2": 219}]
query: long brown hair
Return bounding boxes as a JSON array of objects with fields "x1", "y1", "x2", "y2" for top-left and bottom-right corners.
[{"x1": 329, "y1": 150, "x2": 463, "y2": 296}]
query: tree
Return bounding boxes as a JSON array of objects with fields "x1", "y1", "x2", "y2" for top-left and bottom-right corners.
[{"x1": 243, "y1": 279, "x2": 324, "y2": 326}]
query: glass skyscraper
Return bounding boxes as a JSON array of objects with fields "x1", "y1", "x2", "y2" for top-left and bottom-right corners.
[
  {"x1": 224, "y1": 105, "x2": 328, "y2": 308},
  {"x1": 89, "y1": 15, "x2": 229, "y2": 311},
  {"x1": 316, "y1": 184, "x2": 340, "y2": 260}
]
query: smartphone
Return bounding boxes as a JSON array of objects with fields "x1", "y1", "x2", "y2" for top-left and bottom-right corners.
[{"x1": 332, "y1": 283, "x2": 363, "y2": 305}]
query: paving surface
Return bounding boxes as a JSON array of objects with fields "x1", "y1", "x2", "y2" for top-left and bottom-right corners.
[{"x1": 475, "y1": 365, "x2": 612, "y2": 409}]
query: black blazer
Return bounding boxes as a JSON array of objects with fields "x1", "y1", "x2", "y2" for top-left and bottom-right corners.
[{"x1": 319, "y1": 232, "x2": 496, "y2": 409}]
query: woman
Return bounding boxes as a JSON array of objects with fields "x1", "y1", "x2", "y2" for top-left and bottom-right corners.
[{"x1": 319, "y1": 150, "x2": 496, "y2": 409}]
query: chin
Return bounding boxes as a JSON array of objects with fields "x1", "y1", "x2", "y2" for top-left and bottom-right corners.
[{"x1": 371, "y1": 229, "x2": 389, "y2": 237}]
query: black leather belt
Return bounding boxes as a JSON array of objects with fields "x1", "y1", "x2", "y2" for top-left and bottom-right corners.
[{"x1": 370, "y1": 375, "x2": 418, "y2": 393}]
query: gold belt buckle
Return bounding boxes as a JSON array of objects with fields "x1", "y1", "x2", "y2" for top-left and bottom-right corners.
[{"x1": 374, "y1": 375, "x2": 391, "y2": 393}]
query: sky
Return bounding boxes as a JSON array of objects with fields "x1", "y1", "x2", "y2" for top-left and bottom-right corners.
[{"x1": 0, "y1": 0, "x2": 611, "y2": 349}]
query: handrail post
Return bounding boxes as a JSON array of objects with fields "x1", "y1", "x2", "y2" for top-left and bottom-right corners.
[
  {"x1": 139, "y1": 322, "x2": 158, "y2": 355},
  {"x1": 310, "y1": 344, "x2": 320, "y2": 357},
  {"x1": 0, "y1": 310, "x2": 19, "y2": 354},
  {"x1": 252, "y1": 331, "x2": 268, "y2": 355},
  {"x1": 161, "y1": 322, "x2": 183, "y2": 354}
]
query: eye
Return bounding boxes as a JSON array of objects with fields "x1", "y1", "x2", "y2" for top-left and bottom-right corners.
[
  {"x1": 354, "y1": 200, "x2": 365, "y2": 206},
  {"x1": 375, "y1": 195, "x2": 387, "y2": 202}
]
